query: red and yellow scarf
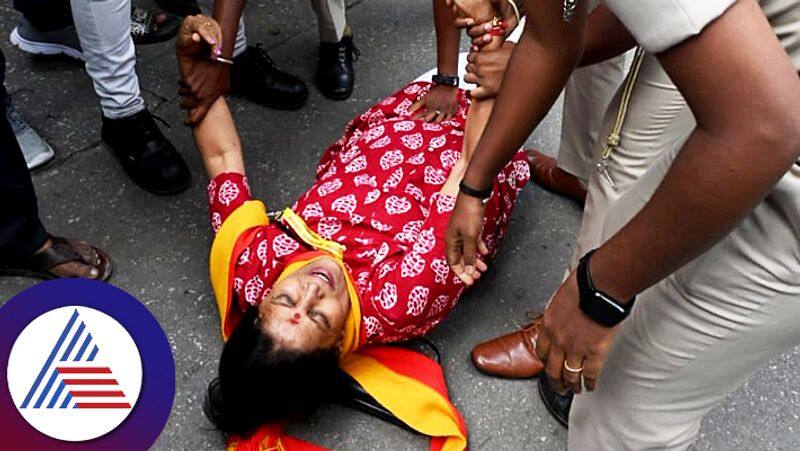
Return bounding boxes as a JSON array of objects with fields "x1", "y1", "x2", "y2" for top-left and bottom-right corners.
[{"x1": 209, "y1": 200, "x2": 468, "y2": 451}]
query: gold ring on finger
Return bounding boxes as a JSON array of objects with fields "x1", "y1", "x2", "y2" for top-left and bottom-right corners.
[{"x1": 564, "y1": 361, "x2": 583, "y2": 373}]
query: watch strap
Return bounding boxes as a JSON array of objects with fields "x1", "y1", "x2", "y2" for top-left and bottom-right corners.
[
  {"x1": 459, "y1": 180, "x2": 493, "y2": 201},
  {"x1": 576, "y1": 250, "x2": 635, "y2": 327},
  {"x1": 432, "y1": 74, "x2": 459, "y2": 87}
]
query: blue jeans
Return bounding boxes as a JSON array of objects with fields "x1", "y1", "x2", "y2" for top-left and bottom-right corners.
[{"x1": 14, "y1": 0, "x2": 145, "y2": 119}]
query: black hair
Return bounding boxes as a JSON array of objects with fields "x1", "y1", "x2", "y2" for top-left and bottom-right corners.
[{"x1": 204, "y1": 306, "x2": 340, "y2": 437}]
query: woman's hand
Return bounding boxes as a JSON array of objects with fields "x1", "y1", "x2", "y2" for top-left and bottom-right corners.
[
  {"x1": 176, "y1": 14, "x2": 222, "y2": 58},
  {"x1": 176, "y1": 15, "x2": 230, "y2": 126},
  {"x1": 465, "y1": 41, "x2": 515, "y2": 99},
  {"x1": 462, "y1": 3, "x2": 520, "y2": 49},
  {"x1": 443, "y1": 165, "x2": 490, "y2": 286},
  {"x1": 446, "y1": 0, "x2": 496, "y2": 24},
  {"x1": 446, "y1": 192, "x2": 489, "y2": 285},
  {"x1": 410, "y1": 84, "x2": 460, "y2": 123},
  {"x1": 448, "y1": 0, "x2": 521, "y2": 45}
]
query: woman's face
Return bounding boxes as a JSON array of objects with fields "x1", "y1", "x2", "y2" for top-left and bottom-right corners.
[{"x1": 258, "y1": 257, "x2": 351, "y2": 353}]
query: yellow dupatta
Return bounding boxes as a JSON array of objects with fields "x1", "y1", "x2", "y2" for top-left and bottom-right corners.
[{"x1": 209, "y1": 202, "x2": 467, "y2": 451}]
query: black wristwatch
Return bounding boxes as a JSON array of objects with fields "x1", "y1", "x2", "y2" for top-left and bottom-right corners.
[
  {"x1": 459, "y1": 181, "x2": 493, "y2": 204},
  {"x1": 432, "y1": 74, "x2": 459, "y2": 87},
  {"x1": 576, "y1": 250, "x2": 635, "y2": 327}
]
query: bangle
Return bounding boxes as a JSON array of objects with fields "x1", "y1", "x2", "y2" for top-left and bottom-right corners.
[
  {"x1": 459, "y1": 180, "x2": 493, "y2": 202},
  {"x1": 507, "y1": 0, "x2": 521, "y2": 24},
  {"x1": 489, "y1": 17, "x2": 505, "y2": 36},
  {"x1": 209, "y1": 56, "x2": 234, "y2": 65}
]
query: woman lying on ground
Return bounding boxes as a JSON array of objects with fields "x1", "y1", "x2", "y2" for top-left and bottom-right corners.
[{"x1": 177, "y1": 8, "x2": 528, "y2": 450}]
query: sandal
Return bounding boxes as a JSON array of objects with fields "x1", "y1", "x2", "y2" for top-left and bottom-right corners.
[
  {"x1": 0, "y1": 235, "x2": 113, "y2": 281},
  {"x1": 131, "y1": 7, "x2": 181, "y2": 45}
]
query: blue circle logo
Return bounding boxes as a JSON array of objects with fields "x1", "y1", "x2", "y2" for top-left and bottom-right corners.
[{"x1": 0, "y1": 279, "x2": 175, "y2": 450}]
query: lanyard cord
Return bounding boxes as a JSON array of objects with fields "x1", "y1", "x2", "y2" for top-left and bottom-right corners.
[
  {"x1": 597, "y1": 47, "x2": 646, "y2": 190},
  {"x1": 601, "y1": 46, "x2": 646, "y2": 161}
]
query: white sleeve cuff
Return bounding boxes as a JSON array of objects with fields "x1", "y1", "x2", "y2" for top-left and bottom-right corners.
[{"x1": 603, "y1": 0, "x2": 736, "y2": 52}]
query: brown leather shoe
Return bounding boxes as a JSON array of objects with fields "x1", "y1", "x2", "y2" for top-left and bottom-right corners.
[
  {"x1": 526, "y1": 149, "x2": 587, "y2": 206},
  {"x1": 471, "y1": 314, "x2": 545, "y2": 379}
]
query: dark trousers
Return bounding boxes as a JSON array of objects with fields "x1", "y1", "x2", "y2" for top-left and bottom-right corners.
[
  {"x1": 0, "y1": 49, "x2": 48, "y2": 259},
  {"x1": 13, "y1": 0, "x2": 73, "y2": 32}
]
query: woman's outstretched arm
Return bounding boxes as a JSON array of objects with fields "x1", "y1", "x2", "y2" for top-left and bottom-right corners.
[
  {"x1": 176, "y1": 15, "x2": 246, "y2": 179},
  {"x1": 460, "y1": 4, "x2": 505, "y2": 161},
  {"x1": 192, "y1": 96, "x2": 246, "y2": 179}
]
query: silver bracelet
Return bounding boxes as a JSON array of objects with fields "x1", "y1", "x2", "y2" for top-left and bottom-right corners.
[
  {"x1": 562, "y1": 0, "x2": 578, "y2": 22},
  {"x1": 507, "y1": 0, "x2": 521, "y2": 24},
  {"x1": 209, "y1": 56, "x2": 234, "y2": 65}
]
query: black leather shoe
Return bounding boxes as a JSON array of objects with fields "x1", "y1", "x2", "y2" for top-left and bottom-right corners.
[
  {"x1": 538, "y1": 376, "x2": 573, "y2": 427},
  {"x1": 316, "y1": 35, "x2": 359, "y2": 100},
  {"x1": 230, "y1": 44, "x2": 308, "y2": 110},
  {"x1": 101, "y1": 110, "x2": 191, "y2": 195}
]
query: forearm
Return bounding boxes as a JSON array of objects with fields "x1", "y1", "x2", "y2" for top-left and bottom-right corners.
[
  {"x1": 462, "y1": 18, "x2": 503, "y2": 160},
  {"x1": 434, "y1": 0, "x2": 461, "y2": 75},
  {"x1": 212, "y1": 0, "x2": 245, "y2": 58},
  {"x1": 589, "y1": 0, "x2": 800, "y2": 301},
  {"x1": 192, "y1": 96, "x2": 246, "y2": 179},
  {"x1": 579, "y1": 5, "x2": 635, "y2": 67},
  {"x1": 463, "y1": 4, "x2": 586, "y2": 190},
  {"x1": 463, "y1": 98, "x2": 494, "y2": 162},
  {"x1": 591, "y1": 126, "x2": 799, "y2": 301}
]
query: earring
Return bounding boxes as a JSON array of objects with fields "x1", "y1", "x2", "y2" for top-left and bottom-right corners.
[{"x1": 335, "y1": 332, "x2": 345, "y2": 354}]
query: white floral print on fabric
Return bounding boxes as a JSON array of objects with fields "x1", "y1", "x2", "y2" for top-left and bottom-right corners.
[
  {"x1": 380, "y1": 150, "x2": 405, "y2": 170},
  {"x1": 244, "y1": 275, "x2": 264, "y2": 305},
  {"x1": 332, "y1": 194, "x2": 358, "y2": 215},
  {"x1": 302, "y1": 202, "x2": 324, "y2": 219},
  {"x1": 317, "y1": 178, "x2": 343, "y2": 197},
  {"x1": 364, "y1": 316, "x2": 385, "y2": 339},
  {"x1": 218, "y1": 179, "x2": 240, "y2": 206},
  {"x1": 401, "y1": 132, "x2": 424, "y2": 150},
  {"x1": 424, "y1": 166, "x2": 446, "y2": 185},
  {"x1": 385, "y1": 195, "x2": 412, "y2": 215},
  {"x1": 317, "y1": 217, "x2": 343, "y2": 239},
  {"x1": 257, "y1": 239, "x2": 269, "y2": 265},
  {"x1": 237, "y1": 247, "x2": 251, "y2": 266},
  {"x1": 207, "y1": 83, "x2": 527, "y2": 347},
  {"x1": 382, "y1": 168, "x2": 404, "y2": 191},
  {"x1": 406, "y1": 286, "x2": 430, "y2": 316},
  {"x1": 401, "y1": 252, "x2": 426, "y2": 278},
  {"x1": 211, "y1": 212, "x2": 222, "y2": 233},
  {"x1": 273, "y1": 233, "x2": 299, "y2": 257},
  {"x1": 430, "y1": 258, "x2": 450, "y2": 284},
  {"x1": 376, "y1": 282, "x2": 398, "y2": 310}
]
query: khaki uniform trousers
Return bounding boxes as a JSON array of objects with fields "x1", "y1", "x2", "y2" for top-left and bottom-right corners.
[
  {"x1": 569, "y1": 54, "x2": 687, "y2": 268},
  {"x1": 565, "y1": 1, "x2": 800, "y2": 447},
  {"x1": 568, "y1": 107, "x2": 800, "y2": 449},
  {"x1": 557, "y1": 54, "x2": 629, "y2": 186}
]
